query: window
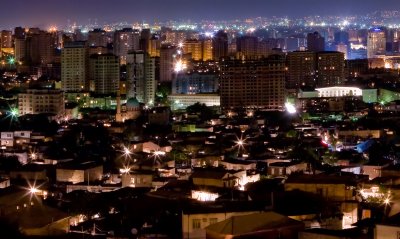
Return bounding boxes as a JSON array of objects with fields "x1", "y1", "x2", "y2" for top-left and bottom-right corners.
[
  {"x1": 192, "y1": 219, "x2": 201, "y2": 229},
  {"x1": 209, "y1": 218, "x2": 218, "y2": 225}
]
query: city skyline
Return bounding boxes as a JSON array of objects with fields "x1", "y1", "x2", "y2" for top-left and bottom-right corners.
[{"x1": 3, "y1": 0, "x2": 400, "y2": 29}]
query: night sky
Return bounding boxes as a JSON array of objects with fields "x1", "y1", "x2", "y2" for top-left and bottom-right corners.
[{"x1": 1, "y1": 0, "x2": 400, "y2": 29}]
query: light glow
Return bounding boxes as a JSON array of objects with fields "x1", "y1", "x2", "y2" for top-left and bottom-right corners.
[{"x1": 285, "y1": 102, "x2": 297, "y2": 114}]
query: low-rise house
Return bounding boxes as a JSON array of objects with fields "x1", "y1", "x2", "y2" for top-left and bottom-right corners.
[
  {"x1": 1, "y1": 131, "x2": 14, "y2": 147},
  {"x1": 205, "y1": 211, "x2": 304, "y2": 239},
  {"x1": 1, "y1": 131, "x2": 33, "y2": 148},
  {"x1": 220, "y1": 159, "x2": 256, "y2": 171},
  {"x1": 191, "y1": 170, "x2": 238, "y2": 188},
  {"x1": 56, "y1": 161, "x2": 103, "y2": 184},
  {"x1": 182, "y1": 203, "x2": 261, "y2": 239},
  {"x1": 121, "y1": 171, "x2": 153, "y2": 188},
  {"x1": 362, "y1": 163, "x2": 390, "y2": 180},
  {"x1": 285, "y1": 174, "x2": 369, "y2": 229},
  {"x1": 375, "y1": 213, "x2": 400, "y2": 239},
  {"x1": 268, "y1": 161, "x2": 307, "y2": 176},
  {"x1": 0, "y1": 186, "x2": 69, "y2": 236}
]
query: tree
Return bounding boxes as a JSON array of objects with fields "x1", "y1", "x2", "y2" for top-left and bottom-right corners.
[{"x1": 186, "y1": 102, "x2": 214, "y2": 121}]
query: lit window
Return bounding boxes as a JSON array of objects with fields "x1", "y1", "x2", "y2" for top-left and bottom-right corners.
[{"x1": 192, "y1": 219, "x2": 201, "y2": 229}]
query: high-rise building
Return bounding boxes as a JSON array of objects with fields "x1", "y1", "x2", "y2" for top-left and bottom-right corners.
[
  {"x1": 14, "y1": 27, "x2": 26, "y2": 39},
  {"x1": 219, "y1": 55, "x2": 286, "y2": 109},
  {"x1": 89, "y1": 54, "x2": 120, "y2": 95},
  {"x1": 202, "y1": 38, "x2": 213, "y2": 61},
  {"x1": 183, "y1": 39, "x2": 202, "y2": 61},
  {"x1": 113, "y1": 28, "x2": 140, "y2": 64},
  {"x1": 148, "y1": 35, "x2": 161, "y2": 57},
  {"x1": 0, "y1": 30, "x2": 14, "y2": 57},
  {"x1": 236, "y1": 36, "x2": 258, "y2": 59},
  {"x1": 160, "y1": 44, "x2": 176, "y2": 82},
  {"x1": 14, "y1": 38, "x2": 26, "y2": 62},
  {"x1": 212, "y1": 30, "x2": 228, "y2": 61},
  {"x1": 88, "y1": 29, "x2": 107, "y2": 47},
  {"x1": 61, "y1": 41, "x2": 89, "y2": 92},
  {"x1": 287, "y1": 51, "x2": 345, "y2": 89},
  {"x1": 25, "y1": 30, "x2": 55, "y2": 65},
  {"x1": 286, "y1": 51, "x2": 316, "y2": 89},
  {"x1": 18, "y1": 89, "x2": 65, "y2": 116},
  {"x1": 316, "y1": 51, "x2": 345, "y2": 87},
  {"x1": 1, "y1": 30, "x2": 12, "y2": 49},
  {"x1": 126, "y1": 51, "x2": 156, "y2": 105},
  {"x1": 307, "y1": 32, "x2": 325, "y2": 52},
  {"x1": 367, "y1": 28, "x2": 386, "y2": 58},
  {"x1": 140, "y1": 29, "x2": 151, "y2": 53}
]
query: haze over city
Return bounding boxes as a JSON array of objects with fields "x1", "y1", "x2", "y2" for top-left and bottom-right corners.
[{"x1": 3, "y1": 0, "x2": 400, "y2": 28}]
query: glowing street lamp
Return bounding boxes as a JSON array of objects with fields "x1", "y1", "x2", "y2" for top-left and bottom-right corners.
[
  {"x1": 122, "y1": 146, "x2": 132, "y2": 158},
  {"x1": 384, "y1": 198, "x2": 390, "y2": 205},
  {"x1": 10, "y1": 108, "x2": 18, "y2": 116},
  {"x1": 31, "y1": 153, "x2": 37, "y2": 160},
  {"x1": 174, "y1": 59, "x2": 187, "y2": 73},
  {"x1": 29, "y1": 187, "x2": 39, "y2": 194},
  {"x1": 8, "y1": 57, "x2": 15, "y2": 65},
  {"x1": 119, "y1": 166, "x2": 131, "y2": 174},
  {"x1": 285, "y1": 102, "x2": 297, "y2": 114}
]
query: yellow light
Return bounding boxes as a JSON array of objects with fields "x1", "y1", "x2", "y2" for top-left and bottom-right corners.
[{"x1": 29, "y1": 187, "x2": 38, "y2": 194}]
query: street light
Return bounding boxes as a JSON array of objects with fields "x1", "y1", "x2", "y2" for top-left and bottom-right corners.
[{"x1": 29, "y1": 187, "x2": 39, "y2": 194}]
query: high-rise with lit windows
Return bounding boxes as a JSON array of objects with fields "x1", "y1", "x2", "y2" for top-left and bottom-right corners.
[
  {"x1": 61, "y1": 41, "x2": 89, "y2": 92},
  {"x1": 89, "y1": 54, "x2": 120, "y2": 95},
  {"x1": 113, "y1": 28, "x2": 140, "y2": 64},
  {"x1": 367, "y1": 28, "x2": 386, "y2": 58},
  {"x1": 219, "y1": 55, "x2": 286, "y2": 109}
]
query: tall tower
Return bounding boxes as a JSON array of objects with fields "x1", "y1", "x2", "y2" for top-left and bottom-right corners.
[
  {"x1": 287, "y1": 51, "x2": 317, "y2": 89},
  {"x1": 126, "y1": 51, "x2": 156, "y2": 105},
  {"x1": 183, "y1": 39, "x2": 202, "y2": 61},
  {"x1": 236, "y1": 36, "x2": 258, "y2": 59},
  {"x1": 367, "y1": 28, "x2": 386, "y2": 58},
  {"x1": 89, "y1": 54, "x2": 120, "y2": 94},
  {"x1": 88, "y1": 29, "x2": 108, "y2": 47},
  {"x1": 219, "y1": 55, "x2": 286, "y2": 109},
  {"x1": 316, "y1": 51, "x2": 345, "y2": 87},
  {"x1": 212, "y1": 30, "x2": 228, "y2": 61},
  {"x1": 61, "y1": 41, "x2": 89, "y2": 92},
  {"x1": 113, "y1": 28, "x2": 140, "y2": 64},
  {"x1": 159, "y1": 44, "x2": 176, "y2": 82},
  {"x1": 307, "y1": 32, "x2": 325, "y2": 52},
  {"x1": 25, "y1": 30, "x2": 55, "y2": 65}
]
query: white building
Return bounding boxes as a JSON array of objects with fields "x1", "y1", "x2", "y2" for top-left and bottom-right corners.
[{"x1": 18, "y1": 89, "x2": 64, "y2": 116}]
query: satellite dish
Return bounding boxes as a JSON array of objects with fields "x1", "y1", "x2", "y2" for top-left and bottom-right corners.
[{"x1": 131, "y1": 228, "x2": 138, "y2": 235}]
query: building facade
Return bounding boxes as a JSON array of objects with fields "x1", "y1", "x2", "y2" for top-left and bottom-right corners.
[
  {"x1": 127, "y1": 51, "x2": 156, "y2": 105},
  {"x1": 367, "y1": 28, "x2": 386, "y2": 59},
  {"x1": 173, "y1": 73, "x2": 218, "y2": 94},
  {"x1": 89, "y1": 54, "x2": 120, "y2": 95},
  {"x1": 61, "y1": 41, "x2": 89, "y2": 92},
  {"x1": 219, "y1": 55, "x2": 286, "y2": 109},
  {"x1": 113, "y1": 28, "x2": 140, "y2": 64},
  {"x1": 18, "y1": 89, "x2": 65, "y2": 116}
]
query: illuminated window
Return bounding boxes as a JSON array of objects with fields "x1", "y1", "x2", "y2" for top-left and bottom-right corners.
[{"x1": 192, "y1": 219, "x2": 201, "y2": 229}]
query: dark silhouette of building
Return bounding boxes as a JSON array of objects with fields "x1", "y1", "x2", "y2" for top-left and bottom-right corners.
[
  {"x1": 212, "y1": 30, "x2": 228, "y2": 61},
  {"x1": 307, "y1": 32, "x2": 325, "y2": 52}
]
